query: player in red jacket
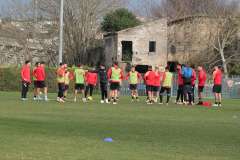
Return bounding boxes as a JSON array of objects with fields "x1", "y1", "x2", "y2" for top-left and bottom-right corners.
[
  {"x1": 21, "y1": 60, "x2": 31, "y2": 100},
  {"x1": 152, "y1": 66, "x2": 163, "y2": 103},
  {"x1": 85, "y1": 68, "x2": 98, "y2": 101},
  {"x1": 33, "y1": 61, "x2": 48, "y2": 101},
  {"x1": 191, "y1": 65, "x2": 197, "y2": 103},
  {"x1": 57, "y1": 63, "x2": 67, "y2": 103},
  {"x1": 32, "y1": 62, "x2": 40, "y2": 100},
  {"x1": 64, "y1": 68, "x2": 74, "y2": 99},
  {"x1": 176, "y1": 64, "x2": 184, "y2": 104},
  {"x1": 144, "y1": 66, "x2": 156, "y2": 104},
  {"x1": 212, "y1": 66, "x2": 223, "y2": 107},
  {"x1": 144, "y1": 66, "x2": 151, "y2": 102},
  {"x1": 197, "y1": 66, "x2": 207, "y2": 105}
]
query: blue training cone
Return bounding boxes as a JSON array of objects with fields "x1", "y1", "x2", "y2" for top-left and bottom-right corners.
[{"x1": 104, "y1": 138, "x2": 113, "y2": 143}]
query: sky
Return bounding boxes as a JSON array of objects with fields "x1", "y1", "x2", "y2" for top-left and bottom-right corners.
[
  {"x1": 0, "y1": 0, "x2": 29, "y2": 16},
  {"x1": 0, "y1": 0, "x2": 10, "y2": 8},
  {"x1": 3, "y1": 0, "x2": 238, "y2": 18},
  {"x1": 0, "y1": 0, "x2": 147, "y2": 16}
]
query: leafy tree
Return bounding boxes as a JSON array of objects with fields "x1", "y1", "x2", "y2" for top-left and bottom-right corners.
[{"x1": 101, "y1": 8, "x2": 141, "y2": 32}]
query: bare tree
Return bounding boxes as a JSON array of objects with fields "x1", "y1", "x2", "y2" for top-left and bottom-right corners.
[
  {"x1": 0, "y1": 0, "x2": 59, "y2": 65},
  {"x1": 2, "y1": 0, "x2": 123, "y2": 65},
  {"x1": 137, "y1": 0, "x2": 231, "y2": 19},
  {"x1": 37, "y1": 0, "x2": 123, "y2": 65},
  {"x1": 206, "y1": 0, "x2": 240, "y2": 77},
  {"x1": 138, "y1": 0, "x2": 240, "y2": 76},
  {"x1": 129, "y1": 0, "x2": 162, "y2": 18}
]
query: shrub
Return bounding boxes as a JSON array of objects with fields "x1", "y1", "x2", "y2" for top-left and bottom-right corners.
[
  {"x1": 101, "y1": 8, "x2": 141, "y2": 32},
  {"x1": 0, "y1": 67, "x2": 59, "y2": 92}
]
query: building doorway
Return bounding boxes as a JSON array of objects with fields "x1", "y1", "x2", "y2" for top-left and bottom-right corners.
[{"x1": 122, "y1": 41, "x2": 133, "y2": 62}]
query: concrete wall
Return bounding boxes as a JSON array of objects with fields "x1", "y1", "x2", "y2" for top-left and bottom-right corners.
[{"x1": 116, "y1": 19, "x2": 168, "y2": 67}]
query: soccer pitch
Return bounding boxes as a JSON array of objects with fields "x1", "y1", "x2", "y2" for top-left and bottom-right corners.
[{"x1": 0, "y1": 92, "x2": 239, "y2": 160}]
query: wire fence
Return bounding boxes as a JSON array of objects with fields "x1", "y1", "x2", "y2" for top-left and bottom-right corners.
[
  {"x1": 1, "y1": 67, "x2": 240, "y2": 99},
  {"x1": 119, "y1": 74, "x2": 240, "y2": 99}
]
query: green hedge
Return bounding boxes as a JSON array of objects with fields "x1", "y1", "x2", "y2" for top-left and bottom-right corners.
[
  {"x1": 0, "y1": 67, "x2": 21, "y2": 91},
  {"x1": 0, "y1": 67, "x2": 61, "y2": 92},
  {"x1": 0, "y1": 67, "x2": 100, "y2": 93}
]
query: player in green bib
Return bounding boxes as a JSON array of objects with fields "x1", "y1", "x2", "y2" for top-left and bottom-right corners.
[
  {"x1": 64, "y1": 68, "x2": 74, "y2": 99},
  {"x1": 159, "y1": 67, "x2": 173, "y2": 105},
  {"x1": 74, "y1": 64, "x2": 86, "y2": 102},
  {"x1": 126, "y1": 66, "x2": 141, "y2": 102},
  {"x1": 107, "y1": 62, "x2": 124, "y2": 104}
]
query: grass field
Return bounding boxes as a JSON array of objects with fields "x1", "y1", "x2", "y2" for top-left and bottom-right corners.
[{"x1": 0, "y1": 92, "x2": 239, "y2": 160}]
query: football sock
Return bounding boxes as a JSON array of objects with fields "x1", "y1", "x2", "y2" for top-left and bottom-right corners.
[
  {"x1": 160, "y1": 95, "x2": 163, "y2": 103},
  {"x1": 167, "y1": 96, "x2": 170, "y2": 103}
]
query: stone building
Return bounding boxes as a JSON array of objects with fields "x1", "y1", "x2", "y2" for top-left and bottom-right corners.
[
  {"x1": 103, "y1": 17, "x2": 211, "y2": 69},
  {"x1": 167, "y1": 16, "x2": 216, "y2": 64},
  {"x1": 103, "y1": 19, "x2": 168, "y2": 69},
  {"x1": 104, "y1": 16, "x2": 240, "y2": 71},
  {"x1": 167, "y1": 16, "x2": 240, "y2": 67}
]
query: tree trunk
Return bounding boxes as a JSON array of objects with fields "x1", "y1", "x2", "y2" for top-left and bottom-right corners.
[{"x1": 219, "y1": 48, "x2": 228, "y2": 79}]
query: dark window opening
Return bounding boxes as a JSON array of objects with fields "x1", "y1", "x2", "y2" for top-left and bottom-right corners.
[
  {"x1": 122, "y1": 41, "x2": 133, "y2": 62},
  {"x1": 149, "y1": 41, "x2": 156, "y2": 52}
]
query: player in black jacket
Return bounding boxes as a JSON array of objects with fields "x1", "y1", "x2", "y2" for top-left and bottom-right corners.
[{"x1": 98, "y1": 64, "x2": 109, "y2": 103}]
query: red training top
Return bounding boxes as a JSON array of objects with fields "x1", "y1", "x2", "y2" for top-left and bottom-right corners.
[
  {"x1": 33, "y1": 66, "x2": 46, "y2": 81},
  {"x1": 177, "y1": 68, "x2": 184, "y2": 85},
  {"x1": 213, "y1": 69, "x2": 222, "y2": 85},
  {"x1": 191, "y1": 69, "x2": 197, "y2": 86},
  {"x1": 69, "y1": 71, "x2": 74, "y2": 80},
  {"x1": 57, "y1": 67, "x2": 65, "y2": 77},
  {"x1": 86, "y1": 72, "x2": 98, "y2": 85},
  {"x1": 32, "y1": 67, "x2": 37, "y2": 81},
  {"x1": 21, "y1": 65, "x2": 31, "y2": 83},
  {"x1": 198, "y1": 69, "x2": 207, "y2": 87},
  {"x1": 144, "y1": 71, "x2": 156, "y2": 86},
  {"x1": 153, "y1": 72, "x2": 161, "y2": 87}
]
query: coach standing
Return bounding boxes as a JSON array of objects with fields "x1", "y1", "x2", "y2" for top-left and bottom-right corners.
[{"x1": 182, "y1": 64, "x2": 193, "y2": 105}]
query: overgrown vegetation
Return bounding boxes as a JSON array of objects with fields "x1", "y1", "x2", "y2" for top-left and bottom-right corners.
[
  {"x1": 101, "y1": 8, "x2": 141, "y2": 32},
  {"x1": 0, "y1": 67, "x2": 58, "y2": 92}
]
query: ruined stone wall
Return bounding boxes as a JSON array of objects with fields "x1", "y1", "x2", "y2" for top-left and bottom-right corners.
[
  {"x1": 0, "y1": 37, "x2": 57, "y2": 66},
  {"x1": 103, "y1": 33, "x2": 118, "y2": 67},
  {"x1": 0, "y1": 21, "x2": 58, "y2": 66},
  {"x1": 167, "y1": 17, "x2": 216, "y2": 64}
]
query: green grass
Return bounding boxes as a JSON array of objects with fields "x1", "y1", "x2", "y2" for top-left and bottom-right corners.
[{"x1": 0, "y1": 92, "x2": 240, "y2": 160}]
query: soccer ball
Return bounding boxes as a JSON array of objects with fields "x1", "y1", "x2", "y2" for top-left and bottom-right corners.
[{"x1": 87, "y1": 97, "x2": 93, "y2": 101}]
